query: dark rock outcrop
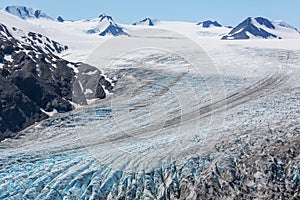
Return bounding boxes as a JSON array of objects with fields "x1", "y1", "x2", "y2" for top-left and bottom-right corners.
[
  {"x1": 57, "y1": 16, "x2": 64, "y2": 22},
  {"x1": 222, "y1": 17, "x2": 278, "y2": 40},
  {"x1": 87, "y1": 14, "x2": 128, "y2": 36},
  {"x1": 0, "y1": 75, "x2": 48, "y2": 140},
  {"x1": 0, "y1": 23, "x2": 113, "y2": 140},
  {"x1": 5, "y1": 6, "x2": 53, "y2": 20},
  {"x1": 133, "y1": 18, "x2": 158, "y2": 26},
  {"x1": 197, "y1": 20, "x2": 222, "y2": 28}
]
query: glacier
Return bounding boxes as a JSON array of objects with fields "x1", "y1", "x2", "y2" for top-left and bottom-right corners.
[
  {"x1": 1, "y1": 43, "x2": 300, "y2": 199},
  {"x1": 0, "y1": 8, "x2": 300, "y2": 199}
]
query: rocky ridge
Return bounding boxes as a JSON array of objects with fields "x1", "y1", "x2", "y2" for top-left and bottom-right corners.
[{"x1": 0, "y1": 23, "x2": 113, "y2": 140}]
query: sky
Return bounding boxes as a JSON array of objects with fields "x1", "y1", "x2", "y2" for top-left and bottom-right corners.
[{"x1": 0, "y1": 0, "x2": 299, "y2": 29}]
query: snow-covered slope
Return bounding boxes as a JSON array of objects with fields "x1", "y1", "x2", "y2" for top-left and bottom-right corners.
[
  {"x1": 0, "y1": 11, "x2": 114, "y2": 140},
  {"x1": 0, "y1": 11, "x2": 68, "y2": 55},
  {"x1": 87, "y1": 14, "x2": 128, "y2": 36},
  {"x1": 197, "y1": 20, "x2": 222, "y2": 28},
  {"x1": 1, "y1": 6, "x2": 300, "y2": 199},
  {"x1": 4, "y1": 6, "x2": 52, "y2": 20},
  {"x1": 222, "y1": 17, "x2": 300, "y2": 40},
  {"x1": 133, "y1": 18, "x2": 159, "y2": 26},
  {"x1": 0, "y1": 9, "x2": 105, "y2": 62},
  {"x1": 274, "y1": 20, "x2": 299, "y2": 31},
  {"x1": 1, "y1": 26, "x2": 300, "y2": 198}
]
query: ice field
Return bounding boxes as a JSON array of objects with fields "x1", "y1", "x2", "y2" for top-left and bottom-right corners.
[{"x1": 0, "y1": 15, "x2": 300, "y2": 199}]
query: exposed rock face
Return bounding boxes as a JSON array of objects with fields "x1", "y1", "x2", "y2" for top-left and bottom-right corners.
[
  {"x1": 5, "y1": 6, "x2": 53, "y2": 20},
  {"x1": 26, "y1": 31, "x2": 68, "y2": 54},
  {"x1": 0, "y1": 23, "x2": 113, "y2": 140},
  {"x1": 72, "y1": 63, "x2": 115, "y2": 105},
  {"x1": 222, "y1": 17, "x2": 277, "y2": 40},
  {"x1": 220, "y1": 17, "x2": 300, "y2": 40},
  {"x1": 87, "y1": 14, "x2": 128, "y2": 36},
  {"x1": 57, "y1": 16, "x2": 64, "y2": 22},
  {"x1": 0, "y1": 75, "x2": 48, "y2": 140},
  {"x1": 133, "y1": 18, "x2": 158, "y2": 26},
  {"x1": 197, "y1": 20, "x2": 222, "y2": 28}
]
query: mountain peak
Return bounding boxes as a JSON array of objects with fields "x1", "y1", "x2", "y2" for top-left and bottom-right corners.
[
  {"x1": 57, "y1": 16, "x2": 64, "y2": 22},
  {"x1": 98, "y1": 14, "x2": 114, "y2": 22},
  {"x1": 87, "y1": 14, "x2": 128, "y2": 36},
  {"x1": 133, "y1": 18, "x2": 159, "y2": 26},
  {"x1": 4, "y1": 5, "x2": 52, "y2": 20},
  {"x1": 222, "y1": 16, "x2": 300, "y2": 40},
  {"x1": 197, "y1": 20, "x2": 222, "y2": 28},
  {"x1": 254, "y1": 17, "x2": 275, "y2": 29}
]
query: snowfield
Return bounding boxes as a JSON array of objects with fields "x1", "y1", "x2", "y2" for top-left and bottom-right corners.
[{"x1": 0, "y1": 11, "x2": 300, "y2": 199}]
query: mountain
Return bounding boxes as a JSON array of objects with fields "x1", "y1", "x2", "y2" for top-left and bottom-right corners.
[
  {"x1": 57, "y1": 16, "x2": 64, "y2": 22},
  {"x1": 133, "y1": 18, "x2": 159, "y2": 26},
  {"x1": 87, "y1": 14, "x2": 128, "y2": 36},
  {"x1": 0, "y1": 22, "x2": 113, "y2": 140},
  {"x1": 222, "y1": 17, "x2": 300, "y2": 40},
  {"x1": 197, "y1": 20, "x2": 222, "y2": 28},
  {"x1": 4, "y1": 6, "x2": 52, "y2": 20}
]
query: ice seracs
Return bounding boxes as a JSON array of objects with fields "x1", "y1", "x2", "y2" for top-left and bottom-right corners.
[
  {"x1": 87, "y1": 14, "x2": 128, "y2": 36},
  {"x1": 133, "y1": 18, "x2": 159, "y2": 26},
  {"x1": 222, "y1": 17, "x2": 300, "y2": 40},
  {"x1": 197, "y1": 20, "x2": 222, "y2": 28},
  {"x1": 4, "y1": 6, "x2": 52, "y2": 20},
  {"x1": 1, "y1": 6, "x2": 300, "y2": 199}
]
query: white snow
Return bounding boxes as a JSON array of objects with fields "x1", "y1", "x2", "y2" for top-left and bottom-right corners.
[
  {"x1": 67, "y1": 63, "x2": 79, "y2": 73},
  {"x1": 248, "y1": 18, "x2": 300, "y2": 39},
  {"x1": 86, "y1": 98, "x2": 98, "y2": 104},
  {"x1": 78, "y1": 80, "x2": 84, "y2": 91},
  {"x1": 89, "y1": 17, "x2": 111, "y2": 34},
  {"x1": 3, "y1": 6, "x2": 52, "y2": 20},
  {"x1": 0, "y1": 11, "x2": 300, "y2": 199},
  {"x1": 84, "y1": 88, "x2": 93, "y2": 95},
  {"x1": 273, "y1": 20, "x2": 298, "y2": 30},
  {"x1": 0, "y1": 10, "x2": 109, "y2": 62},
  {"x1": 134, "y1": 18, "x2": 159, "y2": 26},
  {"x1": 82, "y1": 70, "x2": 98, "y2": 75},
  {"x1": 40, "y1": 108, "x2": 58, "y2": 117},
  {"x1": 4, "y1": 54, "x2": 12, "y2": 62}
]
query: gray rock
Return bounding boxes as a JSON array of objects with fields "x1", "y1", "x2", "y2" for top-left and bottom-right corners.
[{"x1": 0, "y1": 23, "x2": 114, "y2": 140}]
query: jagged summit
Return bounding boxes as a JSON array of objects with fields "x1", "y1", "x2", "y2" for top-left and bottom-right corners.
[
  {"x1": 4, "y1": 6, "x2": 52, "y2": 20},
  {"x1": 254, "y1": 17, "x2": 275, "y2": 29},
  {"x1": 98, "y1": 13, "x2": 114, "y2": 22},
  {"x1": 87, "y1": 14, "x2": 128, "y2": 36},
  {"x1": 133, "y1": 18, "x2": 159, "y2": 26},
  {"x1": 222, "y1": 17, "x2": 300, "y2": 40},
  {"x1": 197, "y1": 20, "x2": 222, "y2": 28}
]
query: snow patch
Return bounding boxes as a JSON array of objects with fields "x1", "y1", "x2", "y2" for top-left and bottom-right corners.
[
  {"x1": 86, "y1": 98, "x2": 98, "y2": 104},
  {"x1": 84, "y1": 88, "x2": 93, "y2": 95},
  {"x1": 4, "y1": 54, "x2": 12, "y2": 62},
  {"x1": 67, "y1": 63, "x2": 79, "y2": 73},
  {"x1": 40, "y1": 108, "x2": 58, "y2": 117},
  {"x1": 82, "y1": 70, "x2": 98, "y2": 75}
]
